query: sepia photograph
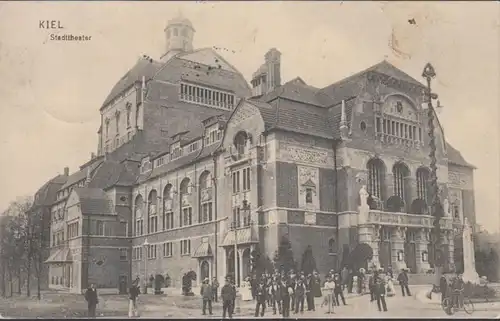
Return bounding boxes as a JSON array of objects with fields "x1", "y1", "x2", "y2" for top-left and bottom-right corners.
[{"x1": 0, "y1": 1, "x2": 499, "y2": 318}]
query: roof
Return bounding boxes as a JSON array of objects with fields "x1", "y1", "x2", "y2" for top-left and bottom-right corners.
[
  {"x1": 60, "y1": 159, "x2": 104, "y2": 190},
  {"x1": 73, "y1": 188, "x2": 114, "y2": 215},
  {"x1": 192, "y1": 242, "x2": 213, "y2": 258},
  {"x1": 153, "y1": 52, "x2": 251, "y2": 97},
  {"x1": 32, "y1": 174, "x2": 68, "y2": 207},
  {"x1": 220, "y1": 227, "x2": 259, "y2": 247},
  {"x1": 45, "y1": 248, "x2": 72, "y2": 264},
  {"x1": 262, "y1": 77, "x2": 330, "y2": 108},
  {"x1": 101, "y1": 58, "x2": 163, "y2": 109},
  {"x1": 248, "y1": 98, "x2": 335, "y2": 139},
  {"x1": 446, "y1": 142, "x2": 475, "y2": 169},
  {"x1": 167, "y1": 16, "x2": 194, "y2": 30}
]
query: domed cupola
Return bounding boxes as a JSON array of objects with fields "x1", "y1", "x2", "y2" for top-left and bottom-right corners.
[{"x1": 161, "y1": 12, "x2": 195, "y2": 62}]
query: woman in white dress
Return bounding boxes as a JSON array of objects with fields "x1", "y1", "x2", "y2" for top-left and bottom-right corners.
[
  {"x1": 385, "y1": 274, "x2": 396, "y2": 297},
  {"x1": 241, "y1": 277, "x2": 253, "y2": 301}
]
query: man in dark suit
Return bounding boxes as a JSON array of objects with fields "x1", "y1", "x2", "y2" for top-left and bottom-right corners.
[
  {"x1": 221, "y1": 278, "x2": 236, "y2": 319},
  {"x1": 397, "y1": 268, "x2": 411, "y2": 297},
  {"x1": 375, "y1": 277, "x2": 388, "y2": 312},
  {"x1": 84, "y1": 283, "x2": 99, "y2": 318}
]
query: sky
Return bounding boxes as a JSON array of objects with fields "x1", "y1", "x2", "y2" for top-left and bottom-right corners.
[{"x1": 0, "y1": 1, "x2": 498, "y2": 231}]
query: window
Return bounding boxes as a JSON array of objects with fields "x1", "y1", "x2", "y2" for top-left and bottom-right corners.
[
  {"x1": 118, "y1": 221, "x2": 127, "y2": 237},
  {"x1": 149, "y1": 215, "x2": 158, "y2": 234},
  {"x1": 135, "y1": 219, "x2": 144, "y2": 236},
  {"x1": 116, "y1": 112, "x2": 120, "y2": 136},
  {"x1": 105, "y1": 119, "x2": 110, "y2": 139},
  {"x1": 328, "y1": 238, "x2": 336, "y2": 254},
  {"x1": 179, "y1": 82, "x2": 235, "y2": 110},
  {"x1": 67, "y1": 222, "x2": 79, "y2": 239},
  {"x1": 232, "y1": 171, "x2": 240, "y2": 194},
  {"x1": 242, "y1": 168, "x2": 251, "y2": 191},
  {"x1": 126, "y1": 103, "x2": 131, "y2": 127},
  {"x1": 132, "y1": 247, "x2": 143, "y2": 261},
  {"x1": 188, "y1": 142, "x2": 199, "y2": 153},
  {"x1": 201, "y1": 203, "x2": 213, "y2": 223},
  {"x1": 393, "y1": 162, "x2": 410, "y2": 201},
  {"x1": 305, "y1": 188, "x2": 313, "y2": 204},
  {"x1": 234, "y1": 131, "x2": 247, "y2": 157},
  {"x1": 180, "y1": 239, "x2": 191, "y2": 255},
  {"x1": 147, "y1": 244, "x2": 157, "y2": 259},
  {"x1": 182, "y1": 207, "x2": 193, "y2": 226},
  {"x1": 119, "y1": 248, "x2": 127, "y2": 261},
  {"x1": 416, "y1": 167, "x2": 430, "y2": 204},
  {"x1": 367, "y1": 158, "x2": 385, "y2": 200},
  {"x1": 162, "y1": 212, "x2": 174, "y2": 230},
  {"x1": 360, "y1": 121, "x2": 367, "y2": 132},
  {"x1": 163, "y1": 242, "x2": 173, "y2": 257},
  {"x1": 95, "y1": 220, "x2": 105, "y2": 236},
  {"x1": 375, "y1": 116, "x2": 421, "y2": 143},
  {"x1": 232, "y1": 207, "x2": 241, "y2": 228}
]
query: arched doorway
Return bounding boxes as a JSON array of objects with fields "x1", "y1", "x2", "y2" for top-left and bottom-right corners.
[
  {"x1": 226, "y1": 249, "x2": 241, "y2": 286},
  {"x1": 200, "y1": 260, "x2": 210, "y2": 281},
  {"x1": 241, "y1": 249, "x2": 251, "y2": 280}
]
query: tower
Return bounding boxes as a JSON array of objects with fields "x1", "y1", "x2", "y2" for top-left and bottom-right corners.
[{"x1": 161, "y1": 13, "x2": 195, "y2": 62}]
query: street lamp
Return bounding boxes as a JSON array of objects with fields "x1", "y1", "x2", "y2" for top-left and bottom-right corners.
[
  {"x1": 143, "y1": 239, "x2": 149, "y2": 294},
  {"x1": 422, "y1": 63, "x2": 445, "y2": 294}
]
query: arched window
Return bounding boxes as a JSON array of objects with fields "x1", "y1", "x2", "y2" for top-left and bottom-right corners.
[
  {"x1": 416, "y1": 167, "x2": 430, "y2": 204},
  {"x1": 115, "y1": 112, "x2": 120, "y2": 136},
  {"x1": 328, "y1": 238, "x2": 336, "y2": 254},
  {"x1": 367, "y1": 158, "x2": 386, "y2": 200},
  {"x1": 105, "y1": 118, "x2": 110, "y2": 139},
  {"x1": 392, "y1": 162, "x2": 410, "y2": 202},
  {"x1": 199, "y1": 171, "x2": 213, "y2": 223},
  {"x1": 134, "y1": 195, "x2": 144, "y2": 236},
  {"x1": 147, "y1": 190, "x2": 158, "y2": 234},
  {"x1": 179, "y1": 178, "x2": 192, "y2": 227},
  {"x1": 162, "y1": 184, "x2": 174, "y2": 230},
  {"x1": 233, "y1": 131, "x2": 248, "y2": 157}
]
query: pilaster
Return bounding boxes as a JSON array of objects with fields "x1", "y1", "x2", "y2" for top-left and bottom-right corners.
[
  {"x1": 391, "y1": 227, "x2": 407, "y2": 271},
  {"x1": 415, "y1": 228, "x2": 431, "y2": 273}
]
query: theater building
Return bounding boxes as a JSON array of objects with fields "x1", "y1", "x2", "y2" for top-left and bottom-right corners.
[{"x1": 43, "y1": 15, "x2": 476, "y2": 293}]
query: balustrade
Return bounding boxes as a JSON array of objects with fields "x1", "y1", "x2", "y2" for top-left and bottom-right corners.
[{"x1": 367, "y1": 210, "x2": 452, "y2": 229}]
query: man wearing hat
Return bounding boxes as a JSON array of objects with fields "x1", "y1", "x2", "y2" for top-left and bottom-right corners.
[
  {"x1": 128, "y1": 278, "x2": 141, "y2": 317},
  {"x1": 200, "y1": 278, "x2": 214, "y2": 315},
  {"x1": 221, "y1": 277, "x2": 236, "y2": 319},
  {"x1": 397, "y1": 268, "x2": 411, "y2": 297}
]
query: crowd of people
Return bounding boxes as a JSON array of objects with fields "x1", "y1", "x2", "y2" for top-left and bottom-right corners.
[{"x1": 82, "y1": 265, "x2": 415, "y2": 318}]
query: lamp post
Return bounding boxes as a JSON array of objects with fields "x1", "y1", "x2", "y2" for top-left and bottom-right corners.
[
  {"x1": 143, "y1": 239, "x2": 149, "y2": 294},
  {"x1": 422, "y1": 63, "x2": 445, "y2": 293}
]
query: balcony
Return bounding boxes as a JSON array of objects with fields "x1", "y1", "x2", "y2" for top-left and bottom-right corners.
[{"x1": 367, "y1": 210, "x2": 453, "y2": 230}]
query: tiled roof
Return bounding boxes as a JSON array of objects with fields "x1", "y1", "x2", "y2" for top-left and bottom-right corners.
[
  {"x1": 33, "y1": 174, "x2": 68, "y2": 207},
  {"x1": 192, "y1": 242, "x2": 213, "y2": 258},
  {"x1": 73, "y1": 188, "x2": 114, "y2": 215},
  {"x1": 262, "y1": 78, "x2": 329, "y2": 107},
  {"x1": 60, "y1": 160, "x2": 104, "y2": 190},
  {"x1": 446, "y1": 142, "x2": 475, "y2": 168},
  {"x1": 45, "y1": 248, "x2": 72, "y2": 264},
  {"x1": 153, "y1": 54, "x2": 251, "y2": 97},
  {"x1": 87, "y1": 161, "x2": 125, "y2": 190},
  {"x1": 248, "y1": 98, "x2": 334, "y2": 139},
  {"x1": 101, "y1": 58, "x2": 163, "y2": 108}
]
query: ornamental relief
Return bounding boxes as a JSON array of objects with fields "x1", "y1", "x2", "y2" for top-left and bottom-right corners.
[{"x1": 280, "y1": 144, "x2": 331, "y2": 166}]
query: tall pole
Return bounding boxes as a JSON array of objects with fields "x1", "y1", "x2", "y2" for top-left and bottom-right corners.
[
  {"x1": 234, "y1": 223, "x2": 238, "y2": 287},
  {"x1": 143, "y1": 239, "x2": 149, "y2": 294},
  {"x1": 422, "y1": 63, "x2": 444, "y2": 293}
]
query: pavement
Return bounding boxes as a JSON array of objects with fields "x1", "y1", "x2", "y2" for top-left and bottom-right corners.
[{"x1": 1, "y1": 286, "x2": 500, "y2": 319}]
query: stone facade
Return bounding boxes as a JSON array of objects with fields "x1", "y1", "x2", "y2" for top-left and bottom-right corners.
[{"x1": 43, "y1": 16, "x2": 477, "y2": 294}]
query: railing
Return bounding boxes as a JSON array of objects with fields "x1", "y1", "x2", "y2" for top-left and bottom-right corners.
[{"x1": 367, "y1": 210, "x2": 453, "y2": 229}]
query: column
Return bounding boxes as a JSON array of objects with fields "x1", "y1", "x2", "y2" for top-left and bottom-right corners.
[
  {"x1": 415, "y1": 228, "x2": 431, "y2": 273},
  {"x1": 392, "y1": 227, "x2": 407, "y2": 271},
  {"x1": 237, "y1": 249, "x2": 244, "y2": 287},
  {"x1": 358, "y1": 225, "x2": 380, "y2": 268},
  {"x1": 446, "y1": 231, "x2": 455, "y2": 272}
]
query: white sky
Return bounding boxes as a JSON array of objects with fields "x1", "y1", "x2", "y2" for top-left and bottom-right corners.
[{"x1": 0, "y1": 1, "x2": 498, "y2": 231}]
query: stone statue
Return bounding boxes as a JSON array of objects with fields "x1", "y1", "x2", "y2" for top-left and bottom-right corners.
[
  {"x1": 443, "y1": 198, "x2": 450, "y2": 217},
  {"x1": 359, "y1": 185, "x2": 369, "y2": 207},
  {"x1": 462, "y1": 217, "x2": 480, "y2": 284}
]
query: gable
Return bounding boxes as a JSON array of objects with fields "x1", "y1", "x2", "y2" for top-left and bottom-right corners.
[
  {"x1": 66, "y1": 190, "x2": 80, "y2": 208},
  {"x1": 177, "y1": 48, "x2": 237, "y2": 73}
]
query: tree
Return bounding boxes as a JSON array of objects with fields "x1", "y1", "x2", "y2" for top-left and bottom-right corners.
[
  {"x1": 300, "y1": 245, "x2": 317, "y2": 276},
  {"x1": 273, "y1": 235, "x2": 296, "y2": 274}
]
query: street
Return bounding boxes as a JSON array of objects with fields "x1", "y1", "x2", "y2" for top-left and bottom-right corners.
[{"x1": 0, "y1": 287, "x2": 499, "y2": 319}]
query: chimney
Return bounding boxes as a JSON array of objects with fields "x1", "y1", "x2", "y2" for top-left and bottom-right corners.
[
  {"x1": 265, "y1": 48, "x2": 281, "y2": 93},
  {"x1": 64, "y1": 167, "x2": 69, "y2": 176}
]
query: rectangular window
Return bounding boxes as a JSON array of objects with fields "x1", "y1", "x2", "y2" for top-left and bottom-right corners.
[
  {"x1": 201, "y1": 203, "x2": 213, "y2": 223},
  {"x1": 163, "y1": 242, "x2": 173, "y2": 257},
  {"x1": 147, "y1": 244, "x2": 157, "y2": 259},
  {"x1": 119, "y1": 248, "x2": 127, "y2": 261},
  {"x1": 418, "y1": 127, "x2": 423, "y2": 141},
  {"x1": 182, "y1": 207, "x2": 193, "y2": 226},
  {"x1": 242, "y1": 168, "x2": 251, "y2": 191},
  {"x1": 149, "y1": 215, "x2": 158, "y2": 234},
  {"x1": 236, "y1": 171, "x2": 240, "y2": 193},
  {"x1": 96, "y1": 220, "x2": 104, "y2": 236},
  {"x1": 375, "y1": 117, "x2": 381, "y2": 133},
  {"x1": 162, "y1": 212, "x2": 174, "y2": 230},
  {"x1": 180, "y1": 239, "x2": 191, "y2": 256}
]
